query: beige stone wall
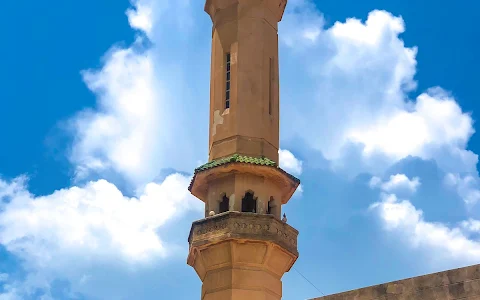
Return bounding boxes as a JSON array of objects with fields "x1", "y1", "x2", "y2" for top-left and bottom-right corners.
[{"x1": 311, "y1": 264, "x2": 480, "y2": 300}]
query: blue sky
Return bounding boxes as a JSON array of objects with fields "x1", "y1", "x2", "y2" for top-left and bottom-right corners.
[{"x1": 0, "y1": 0, "x2": 479, "y2": 299}]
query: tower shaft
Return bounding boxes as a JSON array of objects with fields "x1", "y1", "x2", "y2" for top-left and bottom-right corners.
[{"x1": 207, "y1": 0, "x2": 287, "y2": 163}]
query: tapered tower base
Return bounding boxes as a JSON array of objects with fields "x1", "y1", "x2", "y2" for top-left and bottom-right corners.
[{"x1": 188, "y1": 212, "x2": 298, "y2": 300}]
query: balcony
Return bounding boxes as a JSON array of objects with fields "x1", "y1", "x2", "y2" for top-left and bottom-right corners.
[{"x1": 188, "y1": 211, "x2": 298, "y2": 256}]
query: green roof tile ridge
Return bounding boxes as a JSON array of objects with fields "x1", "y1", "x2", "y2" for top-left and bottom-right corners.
[
  {"x1": 194, "y1": 154, "x2": 277, "y2": 173},
  {"x1": 190, "y1": 154, "x2": 301, "y2": 189}
]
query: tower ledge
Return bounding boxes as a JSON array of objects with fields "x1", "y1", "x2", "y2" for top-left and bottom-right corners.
[{"x1": 188, "y1": 211, "x2": 299, "y2": 256}]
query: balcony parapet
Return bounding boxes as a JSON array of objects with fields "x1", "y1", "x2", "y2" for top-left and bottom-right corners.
[{"x1": 188, "y1": 211, "x2": 298, "y2": 256}]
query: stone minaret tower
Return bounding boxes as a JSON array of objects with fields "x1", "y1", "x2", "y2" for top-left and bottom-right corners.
[{"x1": 187, "y1": 0, "x2": 300, "y2": 299}]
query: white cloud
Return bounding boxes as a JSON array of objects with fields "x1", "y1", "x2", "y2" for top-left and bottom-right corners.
[
  {"x1": 0, "y1": 174, "x2": 200, "y2": 263},
  {"x1": 346, "y1": 90, "x2": 475, "y2": 169},
  {"x1": 280, "y1": 8, "x2": 477, "y2": 180},
  {"x1": 69, "y1": 0, "x2": 209, "y2": 187},
  {"x1": 279, "y1": 5, "x2": 480, "y2": 211},
  {"x1": 298, "y1": 5, "x2": 480, "y2": 271},
  {"x1": 279, "y1": 149, "x2": 303, "y2": 176},
  {"x1": 371, "y1": 193, "x2": 480, "y2": 265},
  {"x1": 70, "y1": 1, "x2": 163, "y2": 185},
  {"x1": 71, "y1": 44, "x2": 171, "y2": 186},
  {"x1": 461, "y1": 219, "x2": 480, "y2": 234},
  {"x1": 126, "y1": 2, "x2": 154, "y2": 35},
  {"x1": 444, "y1": 173, "x2": 480, "y2": 207},
  {"x1": 0, "y1": 174, "x2": 202, "y2": 298},
  {"x1": 125, "y1": 0, "x2": 194, "y2": 38},
  {"x1": 281, "y1": 0, "x2": 325, "y2": 48},
  {"x1": 369, "y1": 174, "x2": 420, "y2": 194}
]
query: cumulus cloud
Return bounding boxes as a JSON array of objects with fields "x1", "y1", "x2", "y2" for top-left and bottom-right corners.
[
  {"x1": 282, "y1": 5, "x2": 480, "y2": 271},
  {"x1": 71, "y1": 44, "x2": 170, "y2": 185},
  {"x1": 69, "y1": 0, "x2": 209, "y2": 187},
  {"x1": 281, "y1": 9, "x2": 416, "y2": 157},
  {"x1": 70, "y1": 4, "x2": 162, "y2": 185},
  {"x1": 0, "y1": 174, "x2": 202, "y2": 298},
  {"x1": 279, "y1": 149, "x2": 303, "y2": 176},
  {"x1": 347, "y1": 90, "x2": 476, "y2": 174},
  {"x1": 0, "y1": 174, "x2": 198, "y2": 263},
  {"x1": 369, "y1": 174, "x2": 420, "y2": 194},
  {"x1": 280, "y1": 7, "x2": 477, "y2": 180},
  {"x1": 371, "y1": 193, "x2": 480, "y2": 266}
]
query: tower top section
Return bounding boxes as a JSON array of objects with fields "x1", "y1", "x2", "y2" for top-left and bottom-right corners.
[
  {"x1": 204, "y1": 0, "x2": 288, "y2": 164},
  {"x1": 205, "y1": 0, "x2": 288, "y2": 23}
]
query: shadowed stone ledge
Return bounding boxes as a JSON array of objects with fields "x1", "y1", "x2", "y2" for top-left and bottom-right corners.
[{"x1": 188, "y1": 211, "x2": 299, "y2": 256}]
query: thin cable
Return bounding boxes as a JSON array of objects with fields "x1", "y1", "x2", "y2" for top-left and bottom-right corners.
[{"x1": 293, "y1": 266, "x2": 326, "y2": 297}]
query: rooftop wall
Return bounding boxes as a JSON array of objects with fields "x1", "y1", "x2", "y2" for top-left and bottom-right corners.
[{"x1": 311, "y1": 264, "x2": 480, "y2": 300}]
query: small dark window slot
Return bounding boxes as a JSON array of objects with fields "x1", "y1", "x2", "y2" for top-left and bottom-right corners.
[
  {"x1": 219, "y1": 195, "x2": 229, "y2": 213},
  {"x1": 225, "y1": 53, "x2": 231, "y2": 109}
]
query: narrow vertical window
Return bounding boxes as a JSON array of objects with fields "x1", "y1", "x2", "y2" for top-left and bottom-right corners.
[
  {"x1": 269, "y1": 57, "x2": 273, "y2": 115},
  {"x1": 225, "y1": 53, "x2": 231, "y2": 109}
]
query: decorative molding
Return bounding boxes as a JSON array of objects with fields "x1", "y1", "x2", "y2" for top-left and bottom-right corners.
[{"x1": 189, "y1": 212, "x2": 298, "y2": 255}]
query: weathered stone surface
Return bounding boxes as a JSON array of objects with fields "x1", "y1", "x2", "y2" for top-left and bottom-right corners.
[
  {"x1": 311, "y1": 264, "x2": 480, "y2": 300},
  {"x1": 188, "y1": 211, "x2": 298, "y2": 256},
  {"x1": 204, "y1": 0, "x2": 285, "y2": 164}
]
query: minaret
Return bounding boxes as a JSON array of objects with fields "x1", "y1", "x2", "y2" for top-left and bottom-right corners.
[{"x1": 187, "y1": 0, "x2": 300, "y2": 299}]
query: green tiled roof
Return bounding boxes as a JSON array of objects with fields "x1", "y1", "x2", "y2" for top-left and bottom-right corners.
[
  {"x1": 194, "y1": 154, "x2": 277, "y2": 173},
  {"x1": 191, "y1": 154, "x2": 301, "y2": 186}
]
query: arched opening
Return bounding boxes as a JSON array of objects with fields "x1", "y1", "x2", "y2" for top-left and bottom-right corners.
[
  {"x1": 241, "y1": 192, "x2": 257, "y2": 213},
  {"x1": 219, "y1": 195, "x2": 229, "y2": 213}
]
